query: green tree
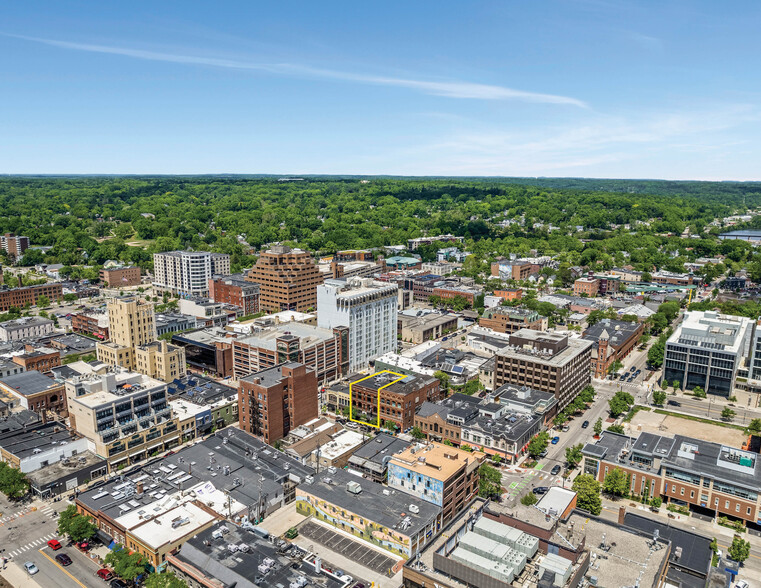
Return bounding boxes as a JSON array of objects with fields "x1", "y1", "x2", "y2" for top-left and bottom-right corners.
[
  {"x1": 0, "y1": 462, "x2": 30, "y2": 499},
  {"x1": 728, "y1": 534, "x2": 751, "y2": 563},
  {"x1": 144, "y1": 572, "x2": 188, "y2": 588},
  {"x1": 492, "y1": 453, "x2": 502, "y2": 464},
  {"x1": 602, "y1": 467, "x2": 629, "y2": 496},
  {"x1": 478, "y1": 463, "x2": 502, "y2": 499},
  {"x1": 607, "y1": 360, "x2": 624, "y2": 374},
  {"x1": 527, "y1": 431, "x2": 550, "y2": 459},
  {"x1": 105, "y1": 545, "x2": 148, "y2": 583},
  {"x1": 607, "y1": 424, "x2": 626, "y2": 434},
  {"x1": 721, "y1": 407, "x2": 736, "y2": 421},
  {"x1": 746, "y1": 418, "x2": 761, "y2": 435},
  {"x1": 565, "y1": 443, "x2": 583, "y2": 469},
  {"x1": 36, "y1": 295, "x2": 50, "y2": 308},
  {"x1": 572, "y1": 474, "x2": 602, "y2": 515},
  {"x1": 411, "y1": 426, "x2": 425, "y2": 440},
  {"x1": 520, "y1": 492, "x2": 538, "y2": 506},
  {"x1": 652, "y1": 390, "x2": 667, "y2": 406},
  {"x1": 672, "y1": 380, "x2": 682, "y2": 390},
  {"x1": 434, "y1": 370, "x2": 450, "y2": 394},
  {"x1": 648, "y1": 340, "x2": 665, "y2": 367},
  {"x1": 593, "y1": 417, "x2": 603, "y2": 436},
  {"x1": 608, "y1": 391, "x2": 634, "y2": 417},
  {"x1": 57, "y1": 505, "x2": 97, "y2": 542},
  {"x1": 649, "y1": 497, "x2": 662, "y2": 510},
  {"x1": 693, "y1": 386, "x2": 706, "y2": 398}
]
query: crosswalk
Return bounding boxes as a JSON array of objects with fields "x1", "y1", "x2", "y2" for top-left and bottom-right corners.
[
  {"x1": 6, "y1": 533, "x2": 59, "y2": 558},
  {"x1": 40, "y1": 505, "x2": 59, "y2": 520},
  {"x1": 0, "y1": 507, "x2": 32, "y2": 525}
]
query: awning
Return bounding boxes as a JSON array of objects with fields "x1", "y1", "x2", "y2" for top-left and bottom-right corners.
[
  {"x1": 110, "y1": 456, "x2": 128, "y2": 464},
  {"x1": 165, "y1": 435, "x2": 179, "y2": 442},
  {"x1": 129, "y1": 450, "x2": 145, "y2": 458},
  {"x1": 146, "y1": 442, "x2": 163, "y2": 452}
]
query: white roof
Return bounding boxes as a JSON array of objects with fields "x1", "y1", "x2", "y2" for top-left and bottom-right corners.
[
  {"x1": 129, "y1": 502, "x2": 217, "y2": 549},
  {"x1": 314, "y1": 430, "x2": 365, "y2": 460}
]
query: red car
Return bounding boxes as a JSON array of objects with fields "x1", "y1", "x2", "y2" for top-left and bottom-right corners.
[
  {"x1": 96, "y1": 569, "x2": 114, "y2": 581},
  {"x1": 47, "y1": 539, "x2": 62, "y2": 551},
  {"x1": 76, "y1": 541, "x2": 90, "y2": 552}
]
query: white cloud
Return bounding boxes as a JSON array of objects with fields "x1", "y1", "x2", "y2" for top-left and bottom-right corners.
[{"x1": 8, "y1": 34, "x2": 586, "y2": 107}]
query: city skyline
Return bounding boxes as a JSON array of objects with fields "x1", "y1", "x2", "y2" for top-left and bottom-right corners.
[{"x1": 3, "y1": 1, "x2": 761, "y2": 179}]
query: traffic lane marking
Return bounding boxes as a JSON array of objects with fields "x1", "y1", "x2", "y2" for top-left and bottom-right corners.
[{"x1": 38, "y1": 548, "x2": 87, "y2": 588}]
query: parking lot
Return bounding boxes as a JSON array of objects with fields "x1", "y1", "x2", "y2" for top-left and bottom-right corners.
[{"x1": 298, "y1": 520, "x2": 396, "y2": 577}]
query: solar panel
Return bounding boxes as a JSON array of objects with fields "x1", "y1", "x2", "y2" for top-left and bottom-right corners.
[{"x1": 451, "y1": 366, "x2": 464, "y2": 374}]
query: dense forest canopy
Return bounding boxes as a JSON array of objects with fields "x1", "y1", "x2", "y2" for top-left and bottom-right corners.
[{"x1": 1, "y1": 176, "x2": 761, "y2": 276}]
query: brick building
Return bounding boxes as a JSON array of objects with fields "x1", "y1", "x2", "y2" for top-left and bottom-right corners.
[
  {"x1": 583, "y1": 319, "x2": 644, "y2": 377},
  {"x1": 494, "y1": 329, "x2": 593, "y2": 410},
  {"x1": 493, "y1": 289, "x2": 523, "y2": 302},
  {"x1": 232, "y1": 323, "x2": 348, "y2": 383},
  {"x1": 0, "y1": 283, "x2": 63, "y2": 312},
  {"x1": 0, "y1": 371, "x2": 67, "y2": 417},
  {"x1": 71, "y1": 309, "x2": 110, "y2": 340},
  {"x1": 99, "y1": 266, "x2": 141, "y2": 287},
  {"x1": 583, "y1": 431, "x2": 761, "y2": 528},
  {"x1": 348, "y1": 371, "x2": 441, "y2": 431},
  {"x1": 388, "y1": 441, "x2": 484, "y2": 523},
  {"x1": 478, "y1": 306, "x2": 547, "y2": 335},
  {"x1": 0, "y1": 234, "x2": 30, "y2": 258},
  {"x1": 238, "y1": 362, "x2": 319, "y2": 444},
  {"x1": 246, "y1": 246, "x2": 323, "y2": 313},
  {"x1": 12, "y1": 347, "x2": 61, "y2": 374},
  {"x1": 208, "y1": 274, "x2": 260, "y2": 315}
]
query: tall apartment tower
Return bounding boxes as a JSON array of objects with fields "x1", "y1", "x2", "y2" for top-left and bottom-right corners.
[
  {"x1": 1, "y1": 234, "x2": 30, "y2": 259},
  {"x1": 317, "y1": 277, "x2": 398, "y2": 373},
  {"x1": 152, "y1": 251, "x2": 231, "y2": 297},
  {"x1": 246, "y1": 246, "x2": 324, "y2": 313},
  {"x1": 96, "y1": 297, "x2": 186, "y2": 382},
  {"x1": 238, "y1": 362, "x2": 319, "y2": 444}
]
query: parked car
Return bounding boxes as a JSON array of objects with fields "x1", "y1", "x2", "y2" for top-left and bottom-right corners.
[
  {"x1": 56, "y1": 553, "x2": 73, "y2": 566},
  {"x1": 551, "y1": 465, "x2": 562, "y2": 475},
  {"x1": 581, "y1": 420, "x2": 590, "y2": 429},
  {"x1": 24, "y1": 562, "x2": 39, "y2": 575},
  {"x1": 734, "y1": 580, "x2": 748, "y2": 588},
  {"x1": 47, "y1": 539, "x2": 62, "y2": 550},
  {"x1": 97, "y1": 569, "x2": 114, "y2": 581},
  {"x1": 551, "y1": 436, "x2": 560, "y2": 444},
  {"x1": 110, "y1": 579, "x2": 130, "y2": 588},
  {"x1": 532, "y1": 486, "x2": 549, "y2": 495},
  {"x1": 538, "y1": 450, "x2": 548, "y2": 458}
]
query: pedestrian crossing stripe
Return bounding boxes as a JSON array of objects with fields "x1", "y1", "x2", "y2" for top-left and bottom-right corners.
[{"x1": 7, "y1": 533, "x2": 58, "y2": 557}]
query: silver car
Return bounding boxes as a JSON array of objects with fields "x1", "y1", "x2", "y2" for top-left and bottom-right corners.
[{"x1": 24, "y1": 561, "x2": 39, "y2": 575}]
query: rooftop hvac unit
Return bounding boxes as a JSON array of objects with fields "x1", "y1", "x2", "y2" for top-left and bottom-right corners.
[{"x1": 408, "y1": 504, "x2": 420, "y2": 514}]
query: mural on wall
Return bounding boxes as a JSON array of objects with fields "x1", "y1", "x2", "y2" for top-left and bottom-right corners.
[
  {"x1": 295, "y1": 493, "x2": 413, "y2": 559},
  {"x1": 387, "y1": 463, "x2": 444, "y2": 506}
]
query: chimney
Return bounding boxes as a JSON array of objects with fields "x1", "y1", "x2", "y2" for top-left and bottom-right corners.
[
  {"x1": 18, "y1": 275, "x2": 23, "y2": 288},
  {"x1": 137, "y1": 482, "x2": 144, "y2": 494},
  {"x1": 618, "y1": 506, "x2": 626, "y2": 525}
]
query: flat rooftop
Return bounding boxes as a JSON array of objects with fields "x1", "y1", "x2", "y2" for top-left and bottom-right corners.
[
  {"x1": 130, "y1": 501, "x2": 218, "y2": 549},
  {"x1": 0, "y1": 422, "x2": 82, "y2": 459},
  {"x1": 27, "y1": 450, "x2": 106, "y2": 486},
  {"x1": 348, "y1": 371, "x2": 435, "y2": 396},
  {"x1": 236, "y1": 322, "x2": 336, "y2": 350},
  {"x1": 172, "y1": 521, "x2": 349, "y2": 588},
  {"x1": 0, "y1": 370, "x2": 61, "y2": 396},
  {"x1": 388, "y1": 442, "x2": 482, "y2": 481},
  {"x1": 299, "y1": 468, "x2": 440, "y2": 538}
]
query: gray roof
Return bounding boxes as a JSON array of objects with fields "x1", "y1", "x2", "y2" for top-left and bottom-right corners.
[
  {"x1": 415, "y1": 401, "x2": 452, "y2": 419},
  {"x1": 167, "y1": 374, "x2": 237, "y2": 405},
  {"x1": 347, "y1": 371, "x2": 436, "y2": 396},
  {"x1": 240, "y1": 362, "x2": 306, "y2": 387},
  {"x1": 0, "y1": 409, "x2": 40, "y2": 434},
  {"x1": 78, "y1": 428, "x2": 314, "y2": 520},
  {"x1": 347, "y1": 433, "x2": 411, "y2": 474},
  {"x1": 0, "y1": 370, "x2": 60, "y2": 396},
  {"x1": 624, "y1": 512, "x2": 712, "y2": 578},
  {"x1": 172, "y1": 521, "x2": 346, "y2": 588},
  {"x1": 301, "y1": 468, "x2": 440, "y2": 537},
  {"x1": 584, "y1": 319, "x2": 641, "y2": 349},
  {"x1": 0, "y1": 422, "x2": 81, "y2": 459}
]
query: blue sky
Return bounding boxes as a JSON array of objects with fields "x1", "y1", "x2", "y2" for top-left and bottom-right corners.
[{"x1": 2, "y1": 1, "x2": 761, "y2": 178}]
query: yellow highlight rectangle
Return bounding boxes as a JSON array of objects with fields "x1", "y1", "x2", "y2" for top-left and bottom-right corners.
[{"x1": 349, "y1": 370, "x2": 406, "y2": 428}]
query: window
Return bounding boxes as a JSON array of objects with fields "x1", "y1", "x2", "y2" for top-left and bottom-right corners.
[
  {"x1": 736, "y1": 504, "x2": 740, "y2": 512},
  {"x1": 680, "y1": 488, "x2": 684, "y2": 496}
]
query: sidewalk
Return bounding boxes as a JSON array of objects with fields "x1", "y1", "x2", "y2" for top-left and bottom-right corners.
[{"x1": 0, "y1": 561, "x2": 43, "y2": 588}]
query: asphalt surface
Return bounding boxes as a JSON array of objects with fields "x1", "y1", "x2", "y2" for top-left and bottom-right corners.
[{"x1": 33, "y1": 543, "x2": 104, "y2": 588}]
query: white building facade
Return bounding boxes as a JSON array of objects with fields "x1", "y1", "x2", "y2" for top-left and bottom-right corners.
[
  {"x1": 317, "y1": 277, "x2": 398, "y2": 373},
  {"x1": 152, "y1": 251, "x2": 230, "y2": 297}
]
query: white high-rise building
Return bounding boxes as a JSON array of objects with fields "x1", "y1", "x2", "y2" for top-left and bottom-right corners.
[
  {"x1": 152, "y1": 251, "x2": 230, "y2": 297},
  {"x1": 317, "y1": 277, "x2": 398, "y2": 373}
]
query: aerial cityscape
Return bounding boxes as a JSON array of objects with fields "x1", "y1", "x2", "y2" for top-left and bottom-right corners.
[{"x1": 2, "y1": 3, "x2": 761, "y2": 588}]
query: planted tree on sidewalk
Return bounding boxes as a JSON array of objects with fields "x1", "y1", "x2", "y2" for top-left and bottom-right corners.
[
  {"x1": 478, "y1": 463, "x2": 502, "y2": 499},
  {"x1": 747, "y1": 418, "x2": 761, "y2": 435},
  {"x1": 602, "y1": 468, "x2": 629, "y2": 496},
  {"x1": 520, "y1": 492, "x2": 537, "y2": 506},
  {"x1": 593, "y1": 418, "x2": 603, "y2": 436},
  {"x1": 571, "y1": 474, "x2": 602, "y2": 515},
  {"x1": 57, "y1": 505, "x2": 97, "y2": 543},
  {"x1": 105, "y1": 545, "x2": 148, "y2": 584},
  {"x1": 145, "y1": 572, "x2": 188, "y2": 588},
  {"x1": 728, "y1": 534, "x2": 751, "y2": 563},
  {"x1": 652, "y1": 390, "x2": 667, "y2": 406},
  {"x1": 565, "y1": 444, "x2": 584, "y2": 469},
  {"x1": 528, "y1": 431, "x2": 550, "y2": 459},
  {"x1": 721, "y1": 407, "x2": 736, "y2": 421},
  {"x1": 693, "y1": 386, "x2": 706, "y2": 398},
  {"x1": 0, "y1": 462, "x2": 29, "y2": 499}
]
